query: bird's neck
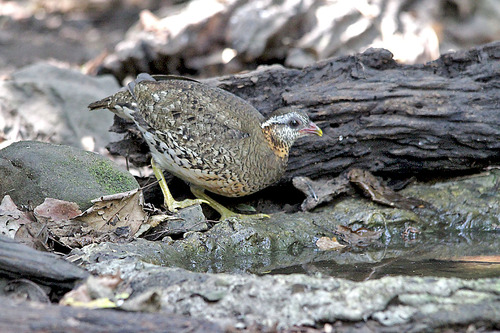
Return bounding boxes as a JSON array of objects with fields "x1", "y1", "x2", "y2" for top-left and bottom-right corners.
[{"x1": 261, "y1": 125, "x2": 290, "y2": 159}]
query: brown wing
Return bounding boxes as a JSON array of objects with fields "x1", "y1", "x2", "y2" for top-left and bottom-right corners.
[{"x1": 130, "y1": 77, "x2": 265, "y2": 153}]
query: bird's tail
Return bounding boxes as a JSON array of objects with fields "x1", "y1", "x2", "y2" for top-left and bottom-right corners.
[
  {"x1": 88, "y1": 88, "x2": 136, "y2": 120},
  {"x1": 88, "y1": 97, "x2": 112, "y2": 111},
  {"x1": 88, "y1": 73, "x2": 156, "y2": 117}
]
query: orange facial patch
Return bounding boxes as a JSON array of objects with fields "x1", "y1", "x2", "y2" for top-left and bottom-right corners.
[{"x1": 262, "y1": 126, "x2": 289, "y2": 160}]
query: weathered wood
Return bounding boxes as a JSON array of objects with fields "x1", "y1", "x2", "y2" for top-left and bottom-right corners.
[
  {"x1": 0, "y1": 236, "x2": 88, "y2": 288},
  {"x1": 206, "y1": 43, "x2": 500, "y2": 180},
  {"x1": 107, "y1": 42, "x2": 500, "y2": 182},
  {"x1": 0, "y1": 297, "x2": 222, "y2": 333}
]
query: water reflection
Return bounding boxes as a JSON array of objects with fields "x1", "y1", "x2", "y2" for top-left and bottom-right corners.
[
  {"x1": 182, "y1": 230, "x2": 500, "y2": 280},
  {"x1": 268, "y1": 231, "x2": 500, "y2": 280},
  {"x1": 270, "y1": 257, "x2": 500, "y2": 281}
]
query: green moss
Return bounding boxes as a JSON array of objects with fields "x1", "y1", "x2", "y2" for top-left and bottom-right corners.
[{"x1": 88, "y1": 158, "x2": 138, "y2": 194}]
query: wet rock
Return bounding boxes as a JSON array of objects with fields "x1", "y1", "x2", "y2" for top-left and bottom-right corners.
[
  {"x1": 144, "y1": 205, "x2": 208, "y2": 240},
  {"x1": 0, "y1": 63, "x2": 120, "y2": 151},
  {"x1": 165, "y1": 170, "x2": 500, "y2": 265},
  {"x1": 0, "y1": 141, "x2": 139, "y2": 210},
  {"x1": 158, "y1": 274, "x2": 499, "y2": 330},
  {"x1": 66, "y1": 168, "x2": 500, "y2": 331},
  {"x1": 70, "y1": 253, "x2": 500, "y2": 330},
  {"x1": 144, "y1": 205, "x2": 209, "y2": 240},
  {"x1": 72, "y1": 170, "x2": 500, "y2": 274}
]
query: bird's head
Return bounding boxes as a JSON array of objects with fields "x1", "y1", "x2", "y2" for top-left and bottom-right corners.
[{"x1": 261, "y1": 108, "x2": 323, "y2": 158}]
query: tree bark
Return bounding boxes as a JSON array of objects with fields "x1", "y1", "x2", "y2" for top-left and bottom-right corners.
[
  {"x1": 0, "y1": 236, "x2": 88, "y2": 289},
  {"x1": 205, "y1": 42, "x2": 500, "y2": 181},
  {"x1": 108, "y1": 42, "x2": 500, "y2": 181}
]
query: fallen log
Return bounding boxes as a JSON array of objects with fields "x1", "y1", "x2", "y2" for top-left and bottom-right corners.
[
  {"x1": 107, "y1": 42, "x2": 500, "y2": 182},
  {"x1": 0, "y1": 236, "x2": 88, "y2": 289}
]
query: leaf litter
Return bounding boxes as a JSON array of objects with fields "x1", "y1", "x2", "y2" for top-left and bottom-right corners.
[{"x1": 0, "y1": 189, "x2": 151, "y2": 250}]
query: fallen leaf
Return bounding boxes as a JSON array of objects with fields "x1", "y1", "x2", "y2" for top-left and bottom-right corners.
[
  {"x1": 348, "y1": 168, "x2": 429, "y2": 210},
  {"x1": 0, "y1": 196, "x2": 49, "y2": 250},
  {"x1": 0, "y1": 195, "x2": 33, "y2": 238},
  {"x1": 316, "y1": 236, "x2": 346, "y2": 251},
  {"x1": 30, "y1": 198, "x2": 84, "y2": 249},
  {"x1": 119, "y1": 290, "x2": 162, "y2": 312},
  {"x1": 77, "y1": 189, "x2": 148, "y2": 236},
  {"x1": 14, "y1": 222, "x2": 49, "y2": 252},
  {"x1": 34, "y1": 198, "x2": 82, "y2": 222},
  {"x1": 2, "y1": 191, "x2": 151, "y2": 249},
  {"x1": 46, "y1": 189, "x2": 150, "y2": 248},
  {"x1": 293, "y1": 175, "x2": 352, "y2": 211}
]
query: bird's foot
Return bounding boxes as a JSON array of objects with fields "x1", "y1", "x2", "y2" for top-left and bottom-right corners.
[
  {"x1": 166, "y1": 198, "x2": 209, "y2": 213},
  {"x1": 219, "y1": 210, "x2": 270, "y2": 222},
  {"x1": 190, "y1": 185, "x2": 269, "y2": 222},
  {"x1": 151, "y1": 158, "x2": 209, "y2": 213}
]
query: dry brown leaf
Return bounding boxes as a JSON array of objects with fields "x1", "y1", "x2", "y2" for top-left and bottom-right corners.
[
  {"x1": 21, "y1": 198, "x2": 85, "y2": 249},
  {"x1": 119, "y1": 290, "x2": 162, "y2": 313},
  {"x1": 19, "y1": 190, "x2": 151, "y2": 249},
  {"x1": 316, "y1": 236, "x2": 346, "y2": 251},
  {"x1": 0, "y1": 195, "x2": 49, "y2": 250},
  {"x1": 0, "y1": 195, "x2": 33, "y2": 238},
  {"x1": 348, "y1": 168, "x2": 429, "y2": 210},
  {"x1": 60, "y1": 282, "x2": 93, "y2": 304},
  {"x1": 49, "y1": 189, "x2": 149, "y2": 248},
  {"x1": 14, "y1": 223, "x2": 49, "y2": 252},
  {"x1": 34, "y1": 198, "x2": 82, "y2": 222},
  {"x1": 76, "y1": 189, "x2": 148, "y2": 236},
  {"x1": 32, "y1": 198, "x2": 84, "y2": 247}
]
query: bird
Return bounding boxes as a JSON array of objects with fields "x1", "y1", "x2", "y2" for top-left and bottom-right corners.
[{"x1": 89, "y1": 74, "x2": 323, "y2": 220}]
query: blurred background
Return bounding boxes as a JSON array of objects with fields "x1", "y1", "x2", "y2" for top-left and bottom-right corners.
[
  {"x1": 0, "y1": 0, "x2": 499, "y2": 151},
  {"x1": 1, "y1": 0, "x2": 499, "y2": 80}
]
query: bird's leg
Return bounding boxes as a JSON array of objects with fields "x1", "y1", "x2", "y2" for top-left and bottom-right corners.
[
  {"x1": 190, "y1": 186, "x2": 269, "y2": 221},
  {"x1": 151, "y1": 158, "x2": 208, "y2": 212}
]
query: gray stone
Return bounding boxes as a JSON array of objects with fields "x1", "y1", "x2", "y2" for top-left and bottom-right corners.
[
  {"x1": 0, "y1": 141, "x2": 139, "y2": 210},
  {"x1": 72, "y1": 252, "x2": 500, "y2": 330},
  {"x1": 145, "y1": 205, "x2": 208, "y2": 239},
  {"x1": 0, "y1": 62, "x2": 119, "y2": 151},
  {"x1": 69, "y1": 169, "x2": 500, "y2": 330},
  {"x1": 72, "y1": 170, "x2": 500, "y2": 274}
]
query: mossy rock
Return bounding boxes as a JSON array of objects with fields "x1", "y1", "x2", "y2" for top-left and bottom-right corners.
[{"x1": 0, "y1": 141, "x2": 139, "y2": 210}]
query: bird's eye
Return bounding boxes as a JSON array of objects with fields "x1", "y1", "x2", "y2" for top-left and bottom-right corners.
[{"x1": 288, "y1": 118, "x2": 300, "y2": 128}]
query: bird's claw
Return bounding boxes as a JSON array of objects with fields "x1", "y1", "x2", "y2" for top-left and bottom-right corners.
[
  {"x1": 166, "y1": 198, "x2": 209, "y2": 212},
  {"x1": 220, "y1": 212, "x2": 270, "y2": 221}
]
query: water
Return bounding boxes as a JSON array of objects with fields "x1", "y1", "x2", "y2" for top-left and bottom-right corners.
[
  {"x1": 267, "y1": 231, "x2": 500, "y2": 280},
  {"x1": 269, "y1": 256, "x2": 500, "y2": 281},
  {"x1": 180, "y1": 230, "x2": 500, "y2": 280}
]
